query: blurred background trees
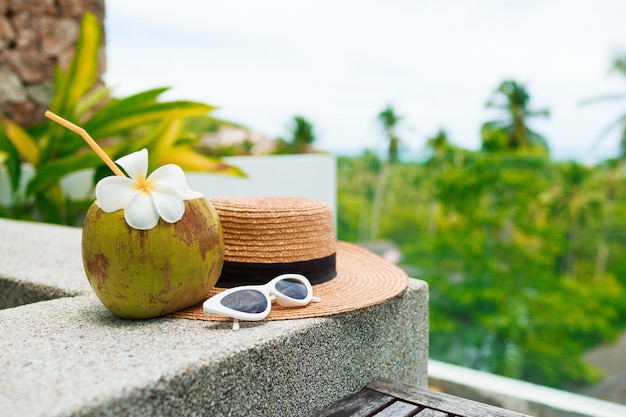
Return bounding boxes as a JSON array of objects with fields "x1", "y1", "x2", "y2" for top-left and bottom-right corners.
[
  {"x1": 337, "y1": 76, "x2": 626, "y2": 390},
  {"x1": 481, "y1": 80, "x2": 550, "y2": 155},
  {"x1": 583, "y1": 54, "x2": 626, "y2": 159},
  {"x1": 273, "y1": 115, "x2": 318, "y2": 154}
]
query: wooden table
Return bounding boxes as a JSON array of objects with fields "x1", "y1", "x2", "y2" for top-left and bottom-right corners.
[{"x1": 312, "y1": 378, "x2": 533, "y2": 417}]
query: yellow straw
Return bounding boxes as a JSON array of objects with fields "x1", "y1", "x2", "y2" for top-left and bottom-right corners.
[{"x1": 44, "y1": 111, "x2": 125, "y2": 177}]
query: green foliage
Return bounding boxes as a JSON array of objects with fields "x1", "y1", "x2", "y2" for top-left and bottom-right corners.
[
  {"x1": 482, "y1": 80, "x2": 550, "y2": 155},
  {"x1": 337, "y1": 150, "x2": 626, "y2": 389},
  {"x1": 377, "y1": 105, "x2": 403, "y2": 163},
  {"x1": 336, "y1": 75, "x2": 626, "y2": 389},
  {"x1": 0, "y1": 13, "x2": 243, "y2": 225},
  {"x1": 273, "y1": 115, "x2": 318, "y2": 154}
]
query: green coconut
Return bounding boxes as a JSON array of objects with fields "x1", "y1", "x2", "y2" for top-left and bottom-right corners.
[{"x1": 82, "y1": 195, "x2": 224, "y2": 319}]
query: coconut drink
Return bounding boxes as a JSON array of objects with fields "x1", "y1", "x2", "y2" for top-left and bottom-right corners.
[{"x1": 46, "y1": 112, "x2": 224, "y2": 319}]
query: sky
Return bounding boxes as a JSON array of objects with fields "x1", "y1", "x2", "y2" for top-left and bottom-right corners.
[{"x1": 103, "y1": 0, "x2": 626, "y2": 163}]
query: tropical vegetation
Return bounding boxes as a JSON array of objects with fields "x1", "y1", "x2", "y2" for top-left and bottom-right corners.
[
  {"x1": 273, "y1": 115, "x2": 318, "y2": 154},
  {"x1": 0, "y1": 13, "x2": 243, "y2": 225},
  {"x1": 337, "y1": 79, "x2": 626, "y2": 389}
]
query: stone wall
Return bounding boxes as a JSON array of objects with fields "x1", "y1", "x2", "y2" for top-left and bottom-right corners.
[{"x1": 0, "y1": 0, "x2": 105, "y2": 126}]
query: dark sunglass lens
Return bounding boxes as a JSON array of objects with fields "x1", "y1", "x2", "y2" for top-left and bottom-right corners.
[
  {"x1": 221, "y1": 290, "x2": 268, "y2": 314},
  {"x1": 275, "y1": 278, "x2": 308, "y2": 300}
]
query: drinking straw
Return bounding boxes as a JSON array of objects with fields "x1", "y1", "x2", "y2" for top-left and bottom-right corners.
[{"x1": 44, "y1": 111, "x2": 125, "y2": 177}]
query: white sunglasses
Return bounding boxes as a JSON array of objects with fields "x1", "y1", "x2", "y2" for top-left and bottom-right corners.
[{"x1": 203, "y1": 273, "x2": 321, "y2": 330}]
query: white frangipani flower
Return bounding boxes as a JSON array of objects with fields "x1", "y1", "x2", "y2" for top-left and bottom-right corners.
[{"x1": 95, "y1": 149, "x2": 191, "y2": 230}]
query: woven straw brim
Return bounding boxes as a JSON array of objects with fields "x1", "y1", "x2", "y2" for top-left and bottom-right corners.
[{"x1": 169, "y1": 241, "x2": 409, "y2": 321}]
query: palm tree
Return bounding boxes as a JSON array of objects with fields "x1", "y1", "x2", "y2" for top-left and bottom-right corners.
[
  {"x1": 274, "y1": 115, "x2": 317, "y2": 154},
  {"x1": 368, "y1": 105, "x2": 405, "y2": 241},
  {"x1": 425, "y1": 128, "x2": 460, "y2": 164},
  {"x1": 289, "y1": 115, "x2": 316, "y2": 153},
  {"x1": 377, "y1": 106, "x2": 403, "y2": 163},
  {"x1": 481, "y1": 80, "x2": 550, "y2": 155},
  {"x1": 583, "y1": 55, "x2": 626, "y2": 158},
  {"x1": 548, "y1": 162, "x2": 603, "y2": 279}
]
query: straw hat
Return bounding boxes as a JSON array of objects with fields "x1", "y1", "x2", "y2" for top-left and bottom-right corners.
[{"x1": 170, "y1": 196, "x2": 409, "y2": 321}]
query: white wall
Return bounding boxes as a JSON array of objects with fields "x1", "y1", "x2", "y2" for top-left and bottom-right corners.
[{"x1": 186, "y1": 154, "x2": 337, "y2": 214}]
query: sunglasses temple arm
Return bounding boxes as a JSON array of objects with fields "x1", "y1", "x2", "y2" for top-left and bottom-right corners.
[
  {"x1": 232, "y1": 319, "x2": 240, "y2": 331},
  {"x1": 312, "y1": 296, "x2": 321, "y2": 303}
]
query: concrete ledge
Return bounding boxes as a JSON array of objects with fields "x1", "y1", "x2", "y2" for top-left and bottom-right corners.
[
  {"x1": 0, "y1": 218, "x2": 90, "y2": 308},
  {"x1": 0, "y1": 218, "x2": 429, "y2": 417}
]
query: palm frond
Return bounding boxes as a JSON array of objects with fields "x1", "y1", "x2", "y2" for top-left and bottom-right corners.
[
  {"x1": 589, "y1": 114, "x2": 626, "y2": 149},
  {"x1": 580, "y1": 94, "x2": 626, "y2": 107}
]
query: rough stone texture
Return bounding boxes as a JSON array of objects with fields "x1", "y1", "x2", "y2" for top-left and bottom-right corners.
[
  {"x1": 0, "y1": 15, "x2": 15, "y2": 48},
  {"x1": 6, "y1": 48, "x2": 53, "y2": 82},
  {"x1": 0, "y1": 218, "x2": 429, "y2": 417},
  {"x1": 0, "y1": 66, "x2": 27, "y2": 102},
  {"x1": 0, "y1": 0, "x2": 106, "y2": 126},
  {"x1": 40, "y1": 16, "x2": 80, "y2": 56},
  {"x1": 25, "y1": 79, "x2": 54, "y2": 105},
  {"x1": 0, "y1": 218, "x2": 91, "y2": 307}
]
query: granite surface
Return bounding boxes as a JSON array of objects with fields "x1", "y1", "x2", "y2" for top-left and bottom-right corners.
[{"x1": 0, "y1": 218, "x2": 429, "y2": 417}]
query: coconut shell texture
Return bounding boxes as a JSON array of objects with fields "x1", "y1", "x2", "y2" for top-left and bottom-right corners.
[{"x1": 82, "y1": 197, "x2": 224, "y2": 319}]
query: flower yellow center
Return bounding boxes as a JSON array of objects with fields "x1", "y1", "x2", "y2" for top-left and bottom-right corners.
[{"x1": 135, "y1": 177, "x2": 153, "y2": 193}]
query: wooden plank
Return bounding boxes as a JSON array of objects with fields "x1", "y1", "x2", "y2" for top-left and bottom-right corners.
[
  {"x1": 414, "y1": 408, "x2": 450, "y2": 417},
  {"x1": 312, "y1": 387, "x2": 395, "y2": 417},
  {"x1": 367, "y1": 378, "x2": 533, "y2": 417},
  {"x1": 373, "y1": 400, "x2": 421, "y2": 417}
]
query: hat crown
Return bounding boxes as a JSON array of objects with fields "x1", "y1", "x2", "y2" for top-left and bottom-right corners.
[{"x1": 210, "y1": 196, "x2": 336, "y2": 264}]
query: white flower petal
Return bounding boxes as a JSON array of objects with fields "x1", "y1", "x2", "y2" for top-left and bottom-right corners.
[
  {"x1": 115, "y1": 148, "x2": 148, "y2": 181},
  {"x1": 95, "y1": 149, "x2": 189, "y2": 230},
  {"x1": 151, "y1": 184, "x2": 185, "y2": 223},
  {"x1": 95, "y1": 176, "x2": 138, "y2": 212},
  {"x1": 124, "y1": 191, "x2": 160, "y2": 230},
  {"x1": 148, "y1": 164, "x2": 189, "y2": 194}
]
